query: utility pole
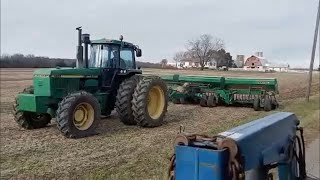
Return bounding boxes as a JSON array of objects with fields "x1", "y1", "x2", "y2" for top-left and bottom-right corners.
[{"x1": 306, "y1": 0, "x2": 320, "y2": 102}]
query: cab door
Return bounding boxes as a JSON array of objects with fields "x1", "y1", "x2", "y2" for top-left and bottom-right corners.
[{"x1": 101, "y1": 46, "x2": 120, "y2": 88}]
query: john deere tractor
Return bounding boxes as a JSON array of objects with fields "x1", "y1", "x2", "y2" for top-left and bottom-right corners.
[{"x1": 12, "y1": 27, "x2": 168, "y2": 138}]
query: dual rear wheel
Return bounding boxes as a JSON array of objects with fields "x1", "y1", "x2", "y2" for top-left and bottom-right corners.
[
  {"x1": 200, "y1": 95, "x2": 217, "y2": 108},
  {"x1": 116, "y1": 75, "x2": 168, "y2": 127},
  {"x1": 253, "y1": 95, "x2": 277, "y2": 112}
]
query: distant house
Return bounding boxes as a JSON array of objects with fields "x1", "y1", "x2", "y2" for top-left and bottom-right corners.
[
  {"x1": 179, "y1": 58, "x2": 199, "y2": 68},
  {"x1": 179, "y1": 58, "x2": 217, "y2": 69},
  {"x1": 205, "y1": 59, "x2": 218, "y2": 69},
  {"x1": 166, "y1": 62, "x2": 178, "y2": 68}
]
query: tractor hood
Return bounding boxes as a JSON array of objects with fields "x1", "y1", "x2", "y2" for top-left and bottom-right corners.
[{"x1": 33, "y1": 68, "x2": 101, "y2": 78}]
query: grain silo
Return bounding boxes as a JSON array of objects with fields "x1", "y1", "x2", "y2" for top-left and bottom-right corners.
[
  {"x1": 255, "y1": 52, "x2": 263, "y2": 57},
  {"x1": 236, "y1": 55, "x2": 245, "y2": 68}
]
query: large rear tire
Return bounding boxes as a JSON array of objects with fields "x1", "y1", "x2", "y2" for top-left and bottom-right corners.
[
  {"x1": 132, "y1": 76, "x2": 168, "y2": 127},
  {"x1": 13, "y1": 86, "x2": 51, "y2": 129},
  {"x1": 56, "y1": 91, "x2": 100, "y2": 138},
  {"x1": 116, "y1": 75, "x2": 140, "y2": 125}
]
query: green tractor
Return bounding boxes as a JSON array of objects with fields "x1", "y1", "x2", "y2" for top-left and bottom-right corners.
[{"x1": 12, "y1": 27, "x2": 168, "y2": 138}]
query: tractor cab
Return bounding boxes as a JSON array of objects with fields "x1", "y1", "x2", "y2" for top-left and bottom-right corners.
[
  {"x1": 88, "y1": 38, "x2": 142, "y2": 70},
  {"x1": 76, "y1": 27, "x2": 142, "y2": 88},
  {"x1": 76, "y1": 27, "x2": 142, "y2": 71}
]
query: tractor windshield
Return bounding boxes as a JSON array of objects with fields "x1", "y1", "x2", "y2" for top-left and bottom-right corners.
[{"x1": 89, "y1": 44, "x2": 135, "y2": 69}]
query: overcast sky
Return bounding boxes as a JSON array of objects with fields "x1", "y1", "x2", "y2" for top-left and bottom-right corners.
[{"x1": 1, "y1": 0, "x2": 319, "y2": 68}]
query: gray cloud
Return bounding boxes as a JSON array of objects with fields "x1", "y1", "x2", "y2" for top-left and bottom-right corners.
[{"x1": 1, "y1": 0, "x2": 319, "y2": 68}]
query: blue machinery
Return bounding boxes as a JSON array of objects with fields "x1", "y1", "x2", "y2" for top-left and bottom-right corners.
[{"x1": 168, "y1": 112, "x2": 307, "y2": 180}]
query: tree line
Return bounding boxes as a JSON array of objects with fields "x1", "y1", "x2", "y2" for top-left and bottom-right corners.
[
  {"x1": 0, "y1": 53, "x2": 162, "y2": 69},
  {"x1": 0, "y1": 54, "x2": 76, "y2": 68}
]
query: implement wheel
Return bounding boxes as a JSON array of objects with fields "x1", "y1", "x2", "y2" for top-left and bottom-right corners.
[
  {"x1": 132, "y1": 76, "x2": 168, "y2": 127},
  {"x1": 200, "y1": 95, "x2": 208, "y2": 107},
  {"x1": 172, "y1": 98, "x2": 181, "y2": 104},
  {"x1": 56, "y1": 91, "x2": 100, "y2": 138},
  {"x1": 271, "y1": 96, "x2": 278, "y2": 110},
  {"x1": 253, "y1": 96, "x2": 260, "y2": 111},
  {"x1": 13, "y1": 86, "x2": 51, "y2": 129},
  {"x1": 179, "y1": 97, "x2": 187, "y2": 104},
  {"x1": 207, "y1": 95, "x2": 216, "y2": 108},
  {"x1": 264, "y1": 95, "x2": 272, "y2": 112},
  {"x1": 116, "y1": 75, "x2": 140, "y2": 125}
]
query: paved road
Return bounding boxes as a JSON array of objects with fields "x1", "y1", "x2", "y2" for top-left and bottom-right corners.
[{"x1": 306, "y1": 138, "x2": 320, "y2": 179}]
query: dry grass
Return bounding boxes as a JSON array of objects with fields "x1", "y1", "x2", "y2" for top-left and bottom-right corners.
[{"x1": 0, "y1": 68, "x2": 319, "y2": 179}]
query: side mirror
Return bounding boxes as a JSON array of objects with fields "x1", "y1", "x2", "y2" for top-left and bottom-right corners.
[
  {"x1": 137, "y1": 66, "x2": 141, "y2": 70},
  {"x1": 136, "y1": 49, "x2": 142, "y2": 57}
]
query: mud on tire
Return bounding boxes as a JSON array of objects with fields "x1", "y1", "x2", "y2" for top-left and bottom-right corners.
[
  {"x1": 132, "y1": 76, "x2": 168, "y2": 127},
  {"x1": 56, "y1": 91, "x2": 100, "y2": 138},
  {"x1": 116, "y1": 75, "x2": 141, "y2": 125}
]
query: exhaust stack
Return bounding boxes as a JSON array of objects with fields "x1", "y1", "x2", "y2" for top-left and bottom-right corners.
[
  {"x1": 76, "y1": 27, "x2": 84, "y2": 68},
  {"x1": 82, "y1": 33, "x2": 90, "y2": 68},
  {"x1": 76, "y1": 27, "x2": 90, "y2": 68}
]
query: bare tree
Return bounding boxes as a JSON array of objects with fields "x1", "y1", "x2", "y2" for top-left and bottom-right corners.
[
  {"x1": 186, "y1": 34, "x2": 225, "y2": 70},
  {"x1": 160, "y1": 59, "x2": 168, "y2": 68}
]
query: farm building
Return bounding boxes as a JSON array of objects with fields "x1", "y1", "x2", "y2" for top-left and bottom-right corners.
[
  {"x1": 243, "y1": 55, "x2": 289, "y2": 72},
  {"x1": 243, "y1": 55, "x2": 267, "y2": 71},
  {"x1": 266, "y1": 63, "x2": 290, "y2": 72},
  {"x1": 235, "y1": 55, "x2": 245, "y2": 68}
]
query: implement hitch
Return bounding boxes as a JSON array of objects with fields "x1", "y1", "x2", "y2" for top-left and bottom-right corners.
[{"x1": 169, "y1": 112, "x2": 307, "y2": 180}]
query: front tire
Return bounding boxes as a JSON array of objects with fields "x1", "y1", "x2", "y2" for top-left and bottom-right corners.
[
  {"x1": 132, "y1": 76, "x2": 168, "y2": 127},
  {"x1": 56, "y1": 91, "x2": 100, "y2": 138},
  {"x1": 13, "y1": 86, "x2": 51, "y2": 129}
]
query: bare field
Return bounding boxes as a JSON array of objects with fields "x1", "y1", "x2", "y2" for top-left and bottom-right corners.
[{"x1": 0, "y1": 68, "x2": 319, "y2": 179}]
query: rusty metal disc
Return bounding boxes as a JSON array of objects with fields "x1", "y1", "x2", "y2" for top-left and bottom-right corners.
[
  {"x1": 174, "y1": 134, "x2": 190, "y2": 146},
  {"x1": 217, "y1": 138, "x2": 238, "y2": 159}
]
